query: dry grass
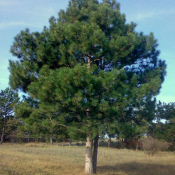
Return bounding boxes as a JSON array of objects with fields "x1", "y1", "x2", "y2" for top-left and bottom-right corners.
[{"x1": 0, "y1": 143, "x2": 174, "y2": 175}]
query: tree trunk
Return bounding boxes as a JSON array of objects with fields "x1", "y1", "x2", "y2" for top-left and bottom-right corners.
[
  {"x1": 28, "y1": 133, "x2": 30, "y2": 143},
  {"x1": 136, "y1": 141, "x2": 139, "y2": 151},
  {"x1": 85, "y1": 136, "x2": 93, "y2": 174},
  {"x1": 85, "y1": 59, "x2": 97, "y2": 174},
  {"x1": 50, "y1": 134, "x2": 53, "y2": 145},
  {"x1": 0, "y1": 119, "x2": 6, "y2": 145},
  {"x1": 120, "y1": 139, "x2": 125, "y2": 149},
  {"x1": 92, "y1": 135, "x2": 99, "y2": 174},
  {"x1": 69, "y1": 139, "x2": 72, "y2": 146},
  {"x1": 35, "y1": 136, "x2": 39, "y2": 143},
  {"x1": 108, "y1": 136, "x2": 111, "y2": 148},
  {"x1": 0, "y1": 127, "x2": 5, "y2": 145},
  {"x1": 62, "y1": 139, "x2": 65, "y2": 146}
]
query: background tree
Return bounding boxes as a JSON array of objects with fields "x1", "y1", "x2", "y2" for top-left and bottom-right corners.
[
  {"x1": 5, "y1": 118, "x2": 23, "y2": 143},
  {"x1": 149, "y1": 102, "x2": 175, "y2": 150},
  {"x1": 9, "y1": 0, "x2": 166, "y2": 174},
  {"x1": 119, "y1": 97, "x2": 156, "y2": 148},
  {"x1": 0, "y1": 88, "x2": 19, "y2": 145},
  {"x1": 15, "y1": 95, "x2": 69, "y2": 144},
  {"x1": 105, "y1": 97, "x2": 156, "y2": 149}
]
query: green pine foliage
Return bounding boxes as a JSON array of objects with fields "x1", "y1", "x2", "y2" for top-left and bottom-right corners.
[
  {"x1": 149, "y1": 102, "x2": 175, "y2": 150},
  {"x1": 0, "y1": 88, "x2": 19, "y2": 144},
  {"x1": 9, "y1": 0, "x2": 166, "y2": 144},
  {"x1": 0, "y1": 88, "x2": 19, "y2": 118}
]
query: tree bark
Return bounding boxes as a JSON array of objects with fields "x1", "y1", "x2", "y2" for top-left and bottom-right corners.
[
  {"x1": 85, "y1": 136, "x2": 93, "y2": 174},
  {"x1": 85, "y1": 57, "x2": 96, "y2": 174},
  {"x1": 92, "y1": 135, "x2": 99, "y2": 174}
]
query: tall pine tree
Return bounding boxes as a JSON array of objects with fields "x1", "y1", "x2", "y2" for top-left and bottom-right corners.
[{"x1": 9, "y1": 0, "x2": 166, "y2": 174}]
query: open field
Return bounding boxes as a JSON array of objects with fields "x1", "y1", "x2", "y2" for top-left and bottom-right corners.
[{"x1": 0, "y1": 143, "x2": 174, "y2": 175}]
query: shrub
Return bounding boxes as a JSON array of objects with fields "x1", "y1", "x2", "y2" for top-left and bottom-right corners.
[
  {"x1": 168, "y1": 143, "x2": 175, "y2": 151},
  {"x1": 141, "y1": 137, "x2": 169, "y2": 156}
]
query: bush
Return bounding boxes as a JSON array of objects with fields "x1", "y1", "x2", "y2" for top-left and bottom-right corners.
[
  {"x1": 141, "y1": 137, "x2": 169, "y2": 156},
  {"x1": 168, "y1": 143, "x2": 175, "y2": 151}
]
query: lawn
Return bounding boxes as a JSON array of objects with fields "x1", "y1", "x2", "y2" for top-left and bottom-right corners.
[{"x1": 0, "y1": 143, "x2": 174, "y2": 175}]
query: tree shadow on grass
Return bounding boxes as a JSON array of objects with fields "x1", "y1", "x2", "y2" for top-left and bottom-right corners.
[{"x1": 97, "y1": 162, "x2": 175, "y2": 175}]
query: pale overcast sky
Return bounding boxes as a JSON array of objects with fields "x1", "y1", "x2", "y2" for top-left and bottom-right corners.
[{"x1": 0, "y1": 0, "x2": 175, "y2": 103}]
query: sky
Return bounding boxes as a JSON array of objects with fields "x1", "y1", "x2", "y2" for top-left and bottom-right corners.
[{"x1": 0, "y1": 0, "x2": 175, "y2": 103}]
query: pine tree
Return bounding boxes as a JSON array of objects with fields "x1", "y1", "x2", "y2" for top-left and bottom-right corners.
[
  {"x1": 0, "y1": 88, "x2": 19, "y2": 144},
  {"x1": 9, "y1": 0, "x2": 166, "y2": 174},
  {"x1": 149, "y1": 102, "x2": 175, "y2": 149}
]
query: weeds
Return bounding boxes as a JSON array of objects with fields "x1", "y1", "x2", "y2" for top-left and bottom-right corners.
[{"x1": 141, "y1": 137, "x2": 169, "y2": 156}]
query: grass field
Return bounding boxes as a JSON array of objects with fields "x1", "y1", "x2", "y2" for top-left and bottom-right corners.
[{"x1": 0, "y1": 143, "x2": 174, "y2": 175}]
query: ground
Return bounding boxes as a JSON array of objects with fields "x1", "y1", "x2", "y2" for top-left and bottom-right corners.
[{"x1": 0, "y1": 143, "x2": 174, "y2": 175}]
